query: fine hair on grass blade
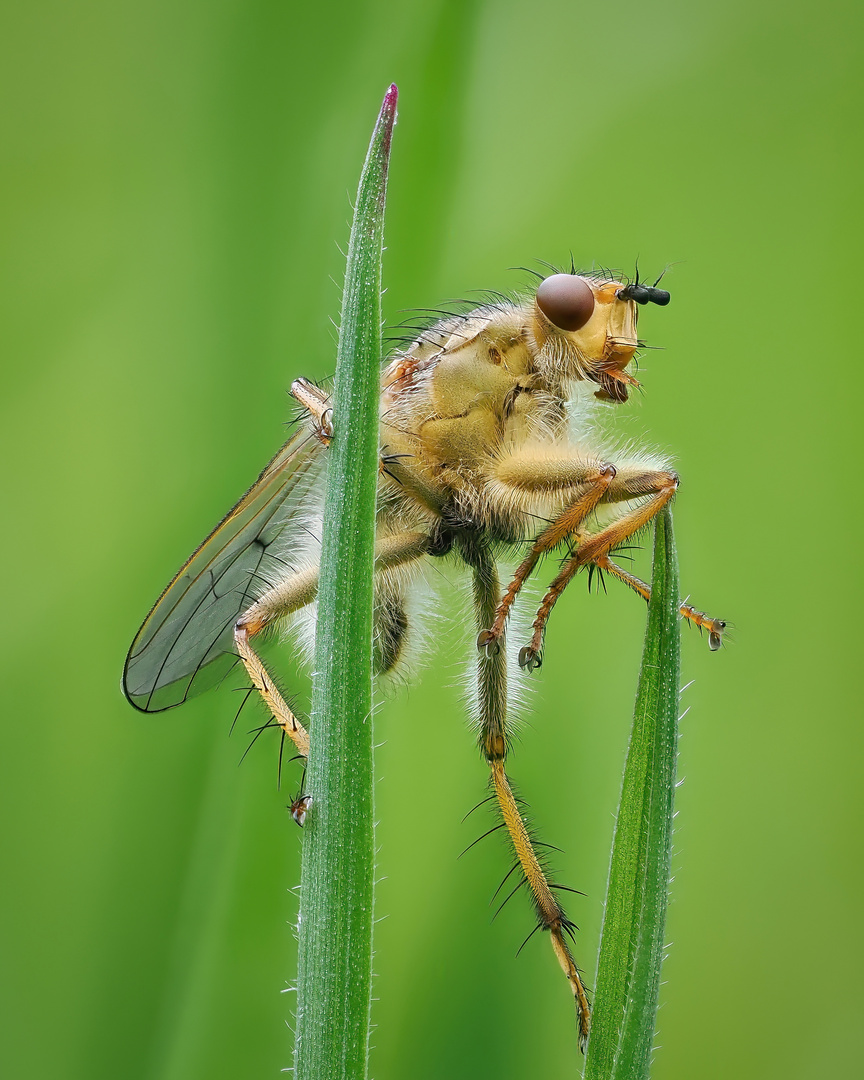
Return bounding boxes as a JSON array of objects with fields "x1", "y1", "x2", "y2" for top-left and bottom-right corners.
[
  {"x1": 292, "y1": 84, "x2": 397, "y2": 1080},
  {"x1": 584, "y1": 505, "x2": 681, "y2": 1080}
]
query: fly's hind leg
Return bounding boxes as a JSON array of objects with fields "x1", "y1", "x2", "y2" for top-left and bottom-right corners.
[
  {"x1": 291, "y1": 377, "x2": 409, "y2": 484},
  {"x1": 233, "y1": 529, "x2": 432, "y2": 804},
  {"x1": 593, "y1": 554, "x2": 726, "y2": 650},
  {"x1": 462, "y1": 536, "x2": 591, "y2": 1050},
  {"x1": 234, "y1": 622, "x2": 310, "y2": 757},
  {"x1": 290, "y1": 377, "x2": 333, "y2": 444}
]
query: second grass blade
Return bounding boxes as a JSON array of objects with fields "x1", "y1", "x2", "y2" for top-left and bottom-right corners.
[{"x1": 584, "y1": 506, "x2": 681, "y2": 1080}]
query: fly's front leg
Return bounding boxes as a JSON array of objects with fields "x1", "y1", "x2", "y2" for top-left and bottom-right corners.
[
  {"x1": 521, "y1": 467, "x2": 679, "y2": 668},
  {"x1": 478, "y1": 450, "x2": 618, "y2": 652},
  {"x1": 594, "y1": 554, "x2": 726, "y2": 650},
  {"x1": 463, "y1": 538, "x2": 591, "y2": 1050},
  {"x1": 234, "y1": 529, "x2": 432, "y2": 812}
]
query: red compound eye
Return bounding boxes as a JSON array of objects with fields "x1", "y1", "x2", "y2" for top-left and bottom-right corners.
[{"x1": 535, "y1": 274, "x2": 595, "y2": 332}]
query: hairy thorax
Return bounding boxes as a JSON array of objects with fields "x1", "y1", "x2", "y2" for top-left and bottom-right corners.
[{"x1": 380, "y1": 305, "x2": 571, "y2": 540}]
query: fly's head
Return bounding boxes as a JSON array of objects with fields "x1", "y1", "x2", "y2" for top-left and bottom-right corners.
[{"x1": 530, "y1": 272, "x2": 670, "y2": 403}]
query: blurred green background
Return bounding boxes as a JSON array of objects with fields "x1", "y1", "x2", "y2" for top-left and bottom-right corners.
[{"x1": 1, "y1": 1, "x2": 861, "y2": 1077}]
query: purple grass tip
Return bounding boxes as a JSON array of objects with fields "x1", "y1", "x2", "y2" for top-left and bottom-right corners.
[{"x1": 377, "y1": 84, "x2": 398, "y2": 155}]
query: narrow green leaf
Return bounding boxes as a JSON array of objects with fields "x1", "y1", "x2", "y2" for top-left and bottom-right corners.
[
  {"x1": 292, "y1": 84, "x2": 397, "y2": 1080},
  {"x1": 584, "y1": 506, "x2": 681, "y2": 1080}
]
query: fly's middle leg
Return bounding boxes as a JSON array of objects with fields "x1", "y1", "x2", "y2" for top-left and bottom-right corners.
[
  {"x1": 489, "y1": 759, "x2": 591, "y2": 1051},
  {"x1": 464, "y1": 538, "x2": 591, "y2": 1050}
]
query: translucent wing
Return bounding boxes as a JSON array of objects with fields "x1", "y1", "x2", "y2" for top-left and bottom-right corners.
[{"x1": 123, "y1": 423, "x2": 327, "y2": 712}]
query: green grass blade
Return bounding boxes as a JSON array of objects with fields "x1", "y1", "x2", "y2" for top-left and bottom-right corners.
[
  {"x1": 292, "y1": 84, "x2": 397, "y2": 1080},
  {"x1": 584, "y1": 506, "x2": 681, "y2": 1080}
]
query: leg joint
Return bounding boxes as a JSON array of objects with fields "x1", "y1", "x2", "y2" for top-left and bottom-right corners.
[{"x1": 482, "y1": 733, "x2": 507, "y2": 761}]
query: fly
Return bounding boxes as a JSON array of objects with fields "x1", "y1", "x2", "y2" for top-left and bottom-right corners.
[{"x1": 123, "y1": 266, "x2": 724, "y2": 1050}]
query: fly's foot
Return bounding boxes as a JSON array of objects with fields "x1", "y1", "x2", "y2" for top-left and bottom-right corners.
[
  {"x1": 477, "y1": 629, "x2": 501, "y2": 656},
  {"x1": 707, "y1": 619, "x2": 726, "y2": 651},
  {"x1": 289, "y1": 794, "x2": 312, "y2": 827},
  {"x1": 679, "y1": 600, "x2": 726, "y2": 651},
  {"x1": 518, "y1": 646, "x2": 542, "y2": 672}
]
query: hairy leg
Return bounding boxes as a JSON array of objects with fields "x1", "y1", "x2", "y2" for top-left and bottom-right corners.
[
  {"x1": 482, "y1": 448, "x2": 679, "y2": 654},
  {"x1": 520, "y1": 469, "x2": 679, "y2": 668},
  {"x1": 478, "y1": 459, "x2": 618, "y2": 651},
  {"x1": 290, "y1": 377, "x2": 333, "y2": 444},
  {"x1": 593, "y1": 553, "x2": 725, "y2": 650},
  {"x1": 233, "y1": 529, "x2": 431, "y2": 762},
  {"x1": 462, "y1": 535, "x2": 591, "y2": 1050}
]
